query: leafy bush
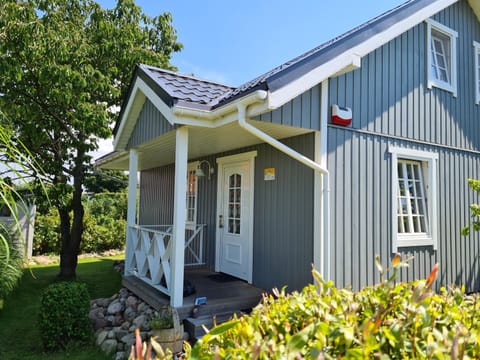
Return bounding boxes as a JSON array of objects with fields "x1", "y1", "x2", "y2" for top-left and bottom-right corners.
[
  {"x1": 190, "y1": 256, "x2": 480, "y2": 359},
  {"x1": 33, "y1": 192, "x2": 127, "y2": 254},
  {"x1": 462, "y1": 178, "x2": 480, "y2": 235},
  {"x1": 38, "y1": 281, "x2": 92, "y2": 351},
  {"x1": 33, "y1": 208, "x2": 61, "y2": 255}
]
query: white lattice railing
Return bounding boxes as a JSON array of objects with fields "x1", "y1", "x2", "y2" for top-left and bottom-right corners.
[{"x1": 125, "y1": 224, "x2": 206, "y2": 296}]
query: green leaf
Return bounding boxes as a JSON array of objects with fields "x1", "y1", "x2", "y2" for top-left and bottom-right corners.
[
  {"x1": 207, "y1": 319, "x2": 240, "y2": 336},
  {"x1": 286, "y1": 323, "x2": 315, "y2": 353}
]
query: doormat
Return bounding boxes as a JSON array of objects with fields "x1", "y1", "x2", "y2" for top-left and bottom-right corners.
[{"x1": 207, "y1": 273, "x2": 238, "y2": 283}]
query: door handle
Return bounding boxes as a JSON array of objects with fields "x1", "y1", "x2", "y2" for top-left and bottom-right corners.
[{"x1": 218, "y1": 215, "x2": 224, "y2": 228}]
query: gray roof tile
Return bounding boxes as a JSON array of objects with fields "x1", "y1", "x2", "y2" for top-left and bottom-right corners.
[{"x1": 139, "y1": 65, "x2": 234, "y2": 106}]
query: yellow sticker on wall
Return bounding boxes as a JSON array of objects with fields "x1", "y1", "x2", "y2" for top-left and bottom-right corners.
[{"x1": 264, "y1": 167, "x2": 275, "y2": 181}]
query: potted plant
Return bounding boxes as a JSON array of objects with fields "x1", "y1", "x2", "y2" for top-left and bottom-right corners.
[{"x1": 149, "y1": 306, "x2": 184, "y2": 354}]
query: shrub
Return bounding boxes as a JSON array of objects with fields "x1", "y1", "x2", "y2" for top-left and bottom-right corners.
[
  {"x1": 33, "y1": 192, "x2": 127, "y2": 255},
  {"x1": 33, "y1": 209, "x2": 60, "y2": 254},
  {"x1": 190, "y1": 257, "x2": 480, "y2": 359},
  {"x1": 38, "y1": 281, "x2": 92, "y2": 351}
]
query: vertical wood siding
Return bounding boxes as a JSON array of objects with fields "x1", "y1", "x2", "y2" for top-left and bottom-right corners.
[
  {"x1": 255, "y1": 85, "x2": 321, "y2": 130},
  {"x1": 138, "y1": 164, "x2": 175, "y2": 226},
  {"x1": 252, "y1": 134, "x2": 315, "y2": 291},
  {"x1": 329, "y1": 0, "x2": 480, "y2": 151},
  {"x1": 127, "y1": 99, "x2": 175, "y2": 149},
  {"x1": 137, "y1": 134, "x2": 315, "y2": 291},
  {"x1": 328, "y1": 126, "x2": 480, "y2": 292},
  {"x1": 327, "y1": 0, "x2": 480, "y2": 291}
]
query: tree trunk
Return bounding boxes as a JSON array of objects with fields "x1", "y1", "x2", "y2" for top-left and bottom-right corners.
[
  {"x1": 58, "y1": 152, "x2": 85, "y2": 280},
  {"x1": 58, "y1": 206, "x2": 76, "y2": 279}
]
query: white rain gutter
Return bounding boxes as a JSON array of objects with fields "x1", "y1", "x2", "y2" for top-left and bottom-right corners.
[{"x1": 236, "y1": 91, "x2": 330, "y2": 280}]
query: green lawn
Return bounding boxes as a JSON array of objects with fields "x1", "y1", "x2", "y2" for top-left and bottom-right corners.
[{"x1": 0, "y1": 255, "x2": 124, "y2": 360}]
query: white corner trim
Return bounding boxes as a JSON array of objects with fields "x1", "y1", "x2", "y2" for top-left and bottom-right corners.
[
  {"x1": 474, "y1": 41, "x2": 480, "y2": 105},
  {"x1": 313, "y1": 132, "x2": 322, "y2": 275},
  {"x1": 313, "y1": 80, "x2": 330, "y2": 280},
  {"x1": 114, "y1": 77, "x2": 176, "y2": 150},
  {"x1": 268, "y1": 0, "x2": 458, "y2": 110}
]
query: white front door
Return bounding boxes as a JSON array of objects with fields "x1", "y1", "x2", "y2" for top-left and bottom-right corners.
[{"x1": 216, "y1": 152, "x2": 256, "y2": 283}]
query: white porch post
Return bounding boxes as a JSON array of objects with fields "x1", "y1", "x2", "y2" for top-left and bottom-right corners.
[
  {"x1": 171, "y1": 127, "x2": 188, "y2": 307},
  {"x1": 125, "y1": 149, "x2": 138, "y2": 276}
]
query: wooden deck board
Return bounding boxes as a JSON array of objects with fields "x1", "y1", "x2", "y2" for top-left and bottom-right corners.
[{"x1": 122, "y1": 269, "x2": 265, "y2": 320}]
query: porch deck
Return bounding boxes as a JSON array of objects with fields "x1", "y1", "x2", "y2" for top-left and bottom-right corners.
[{"x1": 122, "y1": 268, "x2": 265, "y2": 320}]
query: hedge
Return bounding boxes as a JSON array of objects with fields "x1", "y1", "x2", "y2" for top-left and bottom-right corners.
[{"x1": 188, "y1": 256, "x2": 480, "y2": 359}]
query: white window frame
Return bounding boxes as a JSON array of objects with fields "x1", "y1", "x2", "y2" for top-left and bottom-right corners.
[
  {"x1": 389, "y1": 147, "x2": 438, "y2": 252},
  {"x1": 426, "y1": 18, "x2": 458, "y2": 97},
  {"x1": 185, "y1": 161, "x2": 199, "y2": 229},
  {"x1": 474, "y1": 41, "x2": 480, "y2": 105}
]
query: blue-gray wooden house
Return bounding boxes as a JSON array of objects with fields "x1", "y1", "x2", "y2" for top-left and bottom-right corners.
[{"x1": 98, "y1": 0, "x2": 480, "y2": 308}]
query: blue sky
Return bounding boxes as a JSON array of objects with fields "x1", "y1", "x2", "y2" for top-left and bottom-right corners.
[
  {"x1": 94, "y1": 0, "x2": 406, "y2": 157},
  {"x1": 98, "y1": 0, "x2": 405, "y2": 86}
]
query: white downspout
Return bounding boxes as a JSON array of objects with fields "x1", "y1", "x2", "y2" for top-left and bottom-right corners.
[
  {"x1": 237, "y1": 92, "x2": 330, "y2": 280},
  {"x1": 320, "y1": 80, "x2": 330, "y2": 281}
]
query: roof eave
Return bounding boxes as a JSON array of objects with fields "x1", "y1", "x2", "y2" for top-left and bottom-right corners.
[{"x1": 267, "y1": 0, "x2": 458, "y2": 109}]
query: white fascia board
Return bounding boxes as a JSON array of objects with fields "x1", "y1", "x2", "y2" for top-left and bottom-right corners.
[
  {"x1": 173, "y1": 92, "x2": 269, "y2": 128},
  {"x1": 114, "y1": 77, "x2": 176, "y2": 151},
  {"x1": 269, "y1": 0, "x2": 458, "y2": 110},
  {"x1": 268, "y1": 54, "x2": 361, "y2": 109},
  {"x1": 174, "y1": 102, "x2": 270, "y2": 128}
]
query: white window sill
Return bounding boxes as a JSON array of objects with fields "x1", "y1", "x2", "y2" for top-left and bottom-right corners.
[
  {"x1": 395, "y1": 234, "x2": 436, "y2": 250},
  {"x1": 428, "y1": 79, "x2": 457, "y2": 97}
]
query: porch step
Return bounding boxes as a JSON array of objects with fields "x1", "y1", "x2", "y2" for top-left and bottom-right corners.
[
  {"x1": 176, "y1": 291, "x2": 261, "y2": 320},
  {"x1": 183, "y1": 311, "x2": 242, "y2": 339},
  {"x1": 122, "y1": 275, "x2": 169, "y2": 311}
]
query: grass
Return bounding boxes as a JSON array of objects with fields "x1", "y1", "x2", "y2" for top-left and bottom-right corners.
[{"x1": 0, "y1": 254, "x2": 124, "y2": 360}]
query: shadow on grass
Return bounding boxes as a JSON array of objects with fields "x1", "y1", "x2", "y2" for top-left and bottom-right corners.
[{"x1": 0, "y1": 255, "x2": 124, "y2": 360}]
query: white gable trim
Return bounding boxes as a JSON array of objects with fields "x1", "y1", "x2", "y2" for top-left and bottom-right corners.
[
  {"x1": 114, "y1": 77, "x2": 176, "y2": 151},
  {"x1": 268, "y1": 0, "x2": 458, "y2": 110}
]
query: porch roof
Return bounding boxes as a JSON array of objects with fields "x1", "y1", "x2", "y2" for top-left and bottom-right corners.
[{"x1": 97, "y1": 119, "x2": 312, "y2": 171}]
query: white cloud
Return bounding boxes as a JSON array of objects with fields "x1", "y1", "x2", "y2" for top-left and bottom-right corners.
[{"x1": 90, "y1": 137, "x2": 114, "y2": 161}]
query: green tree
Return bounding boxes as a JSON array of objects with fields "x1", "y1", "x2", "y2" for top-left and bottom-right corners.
[
  {"x1": 462, "y1": 178, "x2": 480, "y2": 235},
  {"x1": 84, "y1": 169, "x2": 128, "y2": 194},
  {"x1": 0, "y1": 0, "x2": 182, "y2": 279}
]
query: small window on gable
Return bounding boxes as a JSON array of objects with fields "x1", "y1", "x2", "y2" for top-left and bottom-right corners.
[
  {"x1": 426, "y1": 19, "x2": 458, "y2": 96},
  {"x1": 389, "y1": 147, "x2": 438, "y2": 253},
  {"x1": 474, "y1": 41, "x2": 480, "y2": 104}
]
